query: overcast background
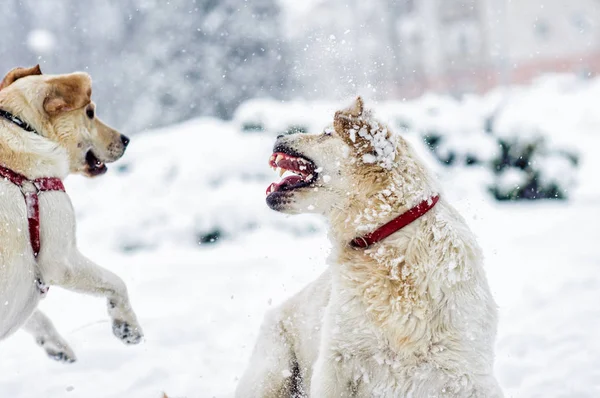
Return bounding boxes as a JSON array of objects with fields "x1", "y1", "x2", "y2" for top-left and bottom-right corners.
[{"x1": 3, "y1": 0, "x2": 599, "y2": 134}]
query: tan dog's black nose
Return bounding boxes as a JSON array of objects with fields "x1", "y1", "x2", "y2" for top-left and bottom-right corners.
[{"x1": 120, "y1": 134, "x2": 130, "y2": 148}]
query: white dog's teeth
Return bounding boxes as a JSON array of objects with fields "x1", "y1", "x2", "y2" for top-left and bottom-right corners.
[
  {"x1": 306, "y1": 174, "x2": 314, "y2": 181},
  {"x1": 275, "y1": 154, "x2": 284, "y2": 164},
  {"x1": 278, "y1": 168, "x2": 285, "y2": 177}
]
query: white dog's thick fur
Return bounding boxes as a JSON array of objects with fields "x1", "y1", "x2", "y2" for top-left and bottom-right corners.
[
  {"x1": 237, "y1": 98, "x2": 502, "y2": 397},
  {"x1": 0, "y1": 66, "x2": 143, "y2": 361}
]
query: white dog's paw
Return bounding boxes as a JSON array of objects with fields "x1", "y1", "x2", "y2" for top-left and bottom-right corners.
[
  {"x1": 37, "y1": 337, "x2": 77, "y2": 363},
  {"x1": 112, "y1": 320, "x2": 143, "y2": 345}
]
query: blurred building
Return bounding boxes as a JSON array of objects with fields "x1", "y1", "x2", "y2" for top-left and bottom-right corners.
[{"x1": 396, "y1": 0, "x2": 600, "y2": 96}]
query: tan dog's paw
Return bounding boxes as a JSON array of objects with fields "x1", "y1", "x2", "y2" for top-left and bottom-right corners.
[
  {"x1": 47, "y1": 350, "x2": 77, "y2": 363},
  {"x1": 112, "y1": 320, "x2": 143, "y2": 345},
  {"x1": 37, "y1": 336, "x2": 77, "y2": 363}
]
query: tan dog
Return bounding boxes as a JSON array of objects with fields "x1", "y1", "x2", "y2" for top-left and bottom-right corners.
[
  {"x1": 0, "y1": 65, "x2": 143, "y2": 362},
  {"x1": 237, "y1": 98, "x2": 502, "y2": 397}
]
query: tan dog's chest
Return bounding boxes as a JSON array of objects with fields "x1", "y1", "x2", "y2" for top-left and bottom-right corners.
[{"x1": 0, "y1": 181, "x2": 76, "y2": 337}]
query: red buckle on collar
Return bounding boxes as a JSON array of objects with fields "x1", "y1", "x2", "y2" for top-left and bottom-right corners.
[
  {"x1": 350, "y1": 195, "x2": 440, "y2": 249},
  {"x1": 0, "y1": 165, "x2": 65, "y2": 258}
]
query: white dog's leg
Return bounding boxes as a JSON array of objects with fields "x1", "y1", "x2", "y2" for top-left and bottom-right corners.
[
  {"x1": 409, "y1": 366, "x2": 504, "y2": 398},
  {"x1": 57, "y1": 250, "x2": 143, "y2": 345},
  {"x1": 22, "y1": 310, "x2": 76, "y2": 363},
  {"x1": 309, "y1": 297, "x2": 353, "y2": 398},
  {"x1": 310, "y1": 353, "x2": 351, "y2": 398},
  {"x1": 236, "y1": 309, "x2": 300, "y2": 398}
]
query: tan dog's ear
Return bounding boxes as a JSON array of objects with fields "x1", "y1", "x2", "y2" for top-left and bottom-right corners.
[
  {"x1": 0, "y1": 65, "x2": 42, "y2": 90},
  {"x1": 44, "y1": 73, "x2": 92, "y2": 115}
]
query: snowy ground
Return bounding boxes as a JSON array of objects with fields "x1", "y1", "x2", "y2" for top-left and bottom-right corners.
[{"x1": 1, "y1": 77, "x2": 600, "y2": 397}]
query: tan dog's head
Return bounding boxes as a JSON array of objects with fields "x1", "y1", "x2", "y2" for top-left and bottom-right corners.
[
  {"x1": 0, "y1": 65, "x2": 129, "y2": 177},
  {"x1": 266, "y1": 97, "x2": 435, "y2": 232}
]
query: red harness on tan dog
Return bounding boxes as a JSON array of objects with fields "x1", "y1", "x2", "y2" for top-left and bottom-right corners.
[{"x1": 0, "y1": 165, "x2": 65, "y2": 258}]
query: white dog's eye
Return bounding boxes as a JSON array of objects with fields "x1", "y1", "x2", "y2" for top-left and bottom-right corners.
[{"x1": 86, "y1": 107, "x2": 95, "y2": 119}]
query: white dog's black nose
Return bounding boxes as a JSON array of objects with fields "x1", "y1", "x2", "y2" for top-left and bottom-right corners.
[{"x1": 120, "y1": 135, "x2": 130, "y2": 148}]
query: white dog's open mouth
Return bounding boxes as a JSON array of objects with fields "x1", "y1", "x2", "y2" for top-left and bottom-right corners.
[
  {"x1": 266, "y1": 148, "x2": 318, "y2": 196},
  {"x1": 85, "y1": 150, "x2": 107, "y2": 177}
]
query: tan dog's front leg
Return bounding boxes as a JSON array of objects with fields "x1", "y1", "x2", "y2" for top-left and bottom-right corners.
[
  {"x1": 58, "y1": 250, "x2": 143, "y2": 345},
  {"x1": 23, "y1": 310, "x2": 76, "y2": 363}
]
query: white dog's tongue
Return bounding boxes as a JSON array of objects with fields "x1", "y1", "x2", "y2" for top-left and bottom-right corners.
[{"x1": 266, "y1": 175, "x2": 303, "y2": 195}]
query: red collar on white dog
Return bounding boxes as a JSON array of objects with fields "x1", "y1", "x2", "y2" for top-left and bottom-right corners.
[
  {"x1": 350, "y1": 195, "x2": 440, "y2": 249},
  {"x1": 0, "y1": 165, "x2": 65, "y2": 258}
]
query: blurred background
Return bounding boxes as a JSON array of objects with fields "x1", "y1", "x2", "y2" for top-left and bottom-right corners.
[
  {"x1": 0, "y1": 1, "x2": 599, "y2": 397},
  {"x1": 3, "y1": 0, "x2": 600, "y2": 132}
]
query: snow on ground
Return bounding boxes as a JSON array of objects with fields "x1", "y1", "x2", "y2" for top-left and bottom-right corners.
[{"x1": 1, "y1": 76, "x2": 600, "y2": 397}]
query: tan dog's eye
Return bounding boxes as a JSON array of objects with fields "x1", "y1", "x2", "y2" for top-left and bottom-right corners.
[{"x1": 86, "y1": 107, "x2": 94, "y2": 119}]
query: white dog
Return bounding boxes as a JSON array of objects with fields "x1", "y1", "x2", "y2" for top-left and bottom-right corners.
[
  {"x1": 0, "y1": 65, "x2": 143, "y2": 362},
  {"x1": 237, "y1": 98, "x2": 502, "y2": 397}
]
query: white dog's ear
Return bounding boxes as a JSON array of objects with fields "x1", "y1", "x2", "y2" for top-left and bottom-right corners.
[
  {"x1": 333, "y1": 97, "x2": 365, "y2": 137},
  {"x1": 334, "y1": 96, "x2": 372, "y2": 147},
  {"x1": 0, "y1": 65, "x2": 42, "y2": 90},
  {"x1": 346, "y1": 96, "x2": 364, "y2": 117},
  {"x1": 333, "y1": 96, "x2": 397, "y2": 165},
  {"x1": 43, "y1": 73, "x2": 92, "y2": 115}
]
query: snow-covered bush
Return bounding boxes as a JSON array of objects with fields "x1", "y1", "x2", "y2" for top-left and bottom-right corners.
[
  {"x1": 413, "y1": 114, "x2": 578, "y2": 201},
  {"x1": 490, "y1": 135, "x2": 578, "y2": 200},
  {"x1": 379, "y1": 86, "x2": 580, "y2": 201}
]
